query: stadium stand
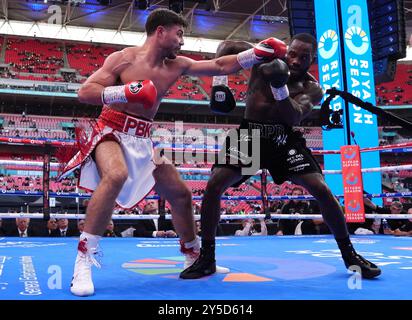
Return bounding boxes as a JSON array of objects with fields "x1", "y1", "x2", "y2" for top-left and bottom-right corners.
[{"x1": 0, "y1": 36, "x2": 411, "y2": 105}]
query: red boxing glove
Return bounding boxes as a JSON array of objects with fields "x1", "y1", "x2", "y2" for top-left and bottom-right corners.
[
  {"x1": 255, "y1": 37, "x2": 287, "y2": 60},
  {"x1": 237, "y1": 37, "x2": 287, "y2": 69},
  {"x1": 102, "y1": 79, "x2": 157, "y2": 109}
]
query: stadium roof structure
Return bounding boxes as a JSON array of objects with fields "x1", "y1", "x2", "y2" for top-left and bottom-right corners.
[
  {"x1": 0, "y1": 0, "x2": 296, "y2": 43},
  {"x1": 1, "y1": 1, "x2": 411, "y2": 51}
]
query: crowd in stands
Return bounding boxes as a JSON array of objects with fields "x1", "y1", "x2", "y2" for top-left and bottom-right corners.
[
  {"x1": 1, "y1": 36, "x2": 411, "y2": 105},
  {"x1": 165, "y1": 75, "x2": 208, "y2": 100},
  {"x1": 66, "y1": 43, "x2": 117, "y2": 78},
  {"x1": 0, "y1": 174, "x2": 77, "y2": 193},
  {"x1": 375, "y1": 68, "x2": 412, "y2": 106},
  {"x1": 4, "y1": 112, "x2": 410, "y2": 148},
  {"x1": 5, "y1": 38, "x2": 64, "y2": 74},
  {"x1": 0, "y1": 212, "x2": 117, "y2": 238}
]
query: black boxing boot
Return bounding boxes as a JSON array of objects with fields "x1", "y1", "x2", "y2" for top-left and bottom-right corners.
[
  {"x1": 337, "y1": 236, "x2": 381, "y2": 279},
  {"x1": 180, "y1": 240, "x2": 216, "y2": 279}
]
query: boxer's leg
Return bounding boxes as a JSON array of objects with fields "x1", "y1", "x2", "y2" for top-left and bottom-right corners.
[
  {"x1": 71, "y1": 140, "x2": 128, "y2": 297},
  {"x1": 84, "y1": 140, "x2": 128, "y2": 235},
  {"x1": 153, "y1": 160, "x2": 195, "y2": 243},
  {"x1": 200, "y1": 166, "x2": 244, "y2": 242},
  {"x1": 180, "y1": 166, "x2": 244, "y2": 279},
  {"x1": 290, "y1": 173, "x2": 381, "y2": 279},
  {"x1": 153, "y1": 160, "x2": 202, "y2": 268}
]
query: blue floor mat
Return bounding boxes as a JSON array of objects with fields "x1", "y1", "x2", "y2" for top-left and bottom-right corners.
[{"x1": 0, "y1": 235, "x2": 411, "y2": 300}]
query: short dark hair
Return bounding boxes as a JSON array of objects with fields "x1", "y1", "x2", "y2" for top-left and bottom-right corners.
[
  {"x1": 291, "y1": 33, "x2": 317, "y2": 53},
  {"x1": 145, "y1": 8, "x2": 188, "y2": 36}
]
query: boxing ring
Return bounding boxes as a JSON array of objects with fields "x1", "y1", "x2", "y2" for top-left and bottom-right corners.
[
  {"x1": 0, "y1": 117, "x2": 411, "y2": 300},
  {"x1": 0, "y1": 235, "x2": 412, "y2": 300}
]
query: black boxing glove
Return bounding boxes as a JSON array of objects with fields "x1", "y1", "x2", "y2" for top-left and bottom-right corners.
[
  {"x1": 209, "y1": 75, "x2": 236, "y2": 114},
  {"x1": 259, "y1": 59, "x2": 290, "y2": 101}
]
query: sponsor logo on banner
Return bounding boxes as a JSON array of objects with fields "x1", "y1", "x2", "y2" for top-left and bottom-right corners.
[
  {"x1": 345, "y1": 173, "x2": 359, "y2": 186},
  {"x1": 347, "y1": 199, "x2": 361, "y2": 212},
  {"x1": 344, "y1": 26, "x2": 369, "y2": 55},
  {"x1": 318, "y1": 29, "x2": 339, "y2": 59},
  {"x1": 314, "y1": 0, "x2": 346, "y2": 197},
  {"x1": 0, "y1": 256, "x2": 9, "y2": 280},
  {"x1": 341, "y1": 145, "x2": 365, "y2": 222},
  {"x1": 339, "y1": 0, "x2": 382, "y2": 203},
  {"x1": 19, "y1": 256, "x2": 42, "y2": 296},
  {"x1": 343, "y1": 147, "x2": 357, "y2": 160}
]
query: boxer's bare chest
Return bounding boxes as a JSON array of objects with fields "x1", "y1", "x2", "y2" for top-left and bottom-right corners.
[
  {"x1": 109, "y1": 55, "x2": 182, "y2": 119},
  {"x1": 118, "y1": 58, "x2": 181, "y2": 98}
]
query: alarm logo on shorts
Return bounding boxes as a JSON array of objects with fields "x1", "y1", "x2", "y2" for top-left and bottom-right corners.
[
  {"x1": 129, "y1": 81, "x2": 143, "y2": 94},
  {"x1": 288, "y1": 149, "x2": 297, "y2": 156}
]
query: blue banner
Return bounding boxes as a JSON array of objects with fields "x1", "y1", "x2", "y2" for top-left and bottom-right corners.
[
  {"x1": 339, "y1": 0, "x2": 382, "y2": 203},
  {"x1": 314, "y1": 0, "x2": 346, "y2": 197}
]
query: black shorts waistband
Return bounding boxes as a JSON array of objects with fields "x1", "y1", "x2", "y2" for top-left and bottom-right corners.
[{"x1": 240, "y1": 119, "x2": 292, "y2": 140}]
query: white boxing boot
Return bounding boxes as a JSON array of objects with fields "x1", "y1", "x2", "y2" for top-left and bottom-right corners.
[{"x1": 70, "y1": 232, "x2": 102, "y2": 297}]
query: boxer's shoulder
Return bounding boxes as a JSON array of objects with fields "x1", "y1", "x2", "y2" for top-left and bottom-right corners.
[
  {"x1": 167, "y1": 55, "x2": 197, "y2": 73},
  {"x1": 302, "y1": 80, "x2": 323, "y2": 104},
  {"x1": 103, "y1": 48, "x2": 134, "y2": 73}
]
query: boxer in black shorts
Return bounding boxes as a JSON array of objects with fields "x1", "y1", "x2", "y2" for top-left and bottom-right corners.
[
  {"x1": 180, "y1": 33, "x2": 381, "y2": 280},
  {"x1": 215, "y1": 119, "x2": 322, "y2": 187}
]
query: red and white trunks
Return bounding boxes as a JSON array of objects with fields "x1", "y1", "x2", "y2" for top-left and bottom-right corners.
[{"x1": 60, "y1": 107, "x2": 156, "y2": 209}]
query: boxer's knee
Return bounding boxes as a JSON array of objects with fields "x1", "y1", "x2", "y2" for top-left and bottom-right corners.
[
  {"x1": 102, "y1": 167, "x2": 128, "y2": 189},
  {"x1": 311, "y1": 180, "x2": 334, "y2": 202}
]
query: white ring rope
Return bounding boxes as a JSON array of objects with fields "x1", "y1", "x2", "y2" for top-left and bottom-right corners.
[
  {"x1": 0, "y1": 213, "x2": 410, "y2": 220},
  {"x1": 1, "y1": 135, "x2": 412, "y2": 152},
  {"x1": 1, "y1": 159, "x2": 411, "y2": 175},
  {"x1": 177, "y1": 164, "x2": 412, "y2": 175}
]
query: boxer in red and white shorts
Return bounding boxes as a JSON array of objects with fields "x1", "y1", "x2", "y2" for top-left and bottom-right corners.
[
  {"x1": 66, "y1": 8, "x2": 288, "y2": 297},
  {"x1": 61, "y1": 107, "x2": 156, "y2": 209}
]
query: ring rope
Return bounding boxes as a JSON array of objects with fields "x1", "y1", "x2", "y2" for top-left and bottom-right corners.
[
  {"x1": 1, "y1": 137, "x2": 412, "y2": 153},
  {"x1": 0, "y1": 213, "x2": 410, "y2": 220},
  {"x1": 1, "y1": 190, "x2": 411, "y2": 200},
  {"x1": 160, "y1": 142, "x2": 412, "y2": 155},
  {"x1": 1, "y1": 160, "x2": 411, "y2": 175}
]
